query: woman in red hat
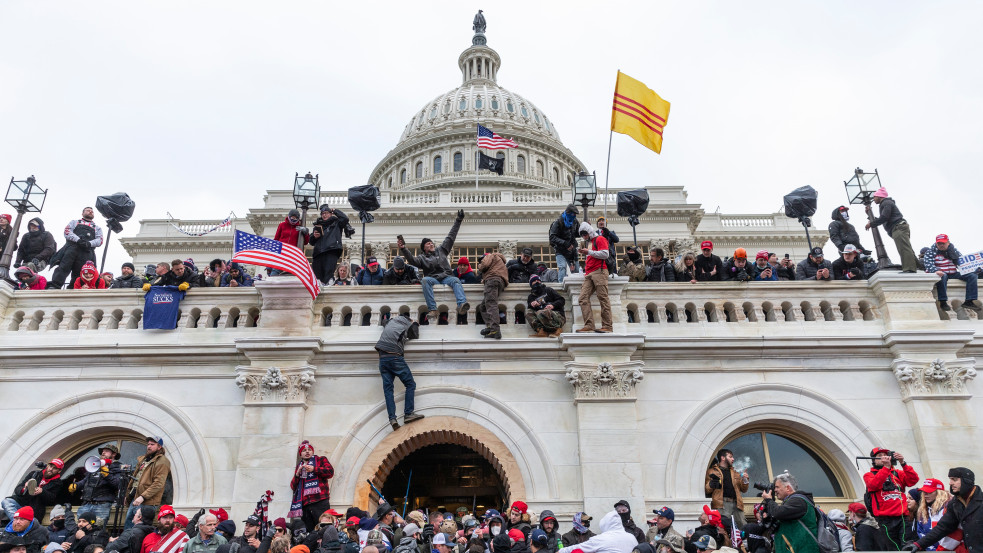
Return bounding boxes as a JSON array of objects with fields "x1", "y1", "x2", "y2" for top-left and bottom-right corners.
[{"x1": 289, "y1": 441, "x2": 335, "y2": 532}]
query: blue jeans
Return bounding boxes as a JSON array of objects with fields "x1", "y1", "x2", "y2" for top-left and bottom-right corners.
[
  {"x1": 379, "y1": 356, "x2": 416, "y2": 421},
  {"x1": 1, "y1": 497, "x2": 21, "y2": 521},
  {"x1": 123, "y1": 503, "x2": 139, "y2": 530},
  {"x1": 938, "y1": 272, "x2": 978, "y2": 302},
  {"x1": 421, "y1": 276, "x2": 466, "y2": 310},
  {"x1": 78, "y1": 502, "x2": 113, "y2": 525}
]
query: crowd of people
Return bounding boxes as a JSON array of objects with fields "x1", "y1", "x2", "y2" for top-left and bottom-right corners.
[{"x1": 1, "y1": 439, "x2": 980, "y2": 553}]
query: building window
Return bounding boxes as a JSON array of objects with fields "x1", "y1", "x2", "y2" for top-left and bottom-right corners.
[
  {"x1": 433, "y1": 156, "x2": 442, "y2": 174},
  {"x1": 400, "y1": 169, "x2": 406, "y2": 184},
  {"x1": 475, "y1": 97, "x2": 483, "y2": 109},
  {"x1": 714, "y1": 430, "x2": 845, "y2": 498},
  {"x1": 507, "y1": 101, "x2": 514, "y2": 113},
  {"x1": 459, "y1": 98, "x2": 467, "y2": 111},
  {"x1": 521, "y1": 106, "x2": 529, "y2": 118},
  {"x1": 534, "y1": 112, "x2": 541, "y2": 124},
  {"x1": 388, "y1": 177, "x2": 392, "y2": 188},
  {"x1": 429, "y1": 107, "x2": 437, "y2": 120},
  {"x1": 491, "y1": 97, "x2": 499, "y2": 110},
  {"x1": 444, "y1": 101, "x2": 451, "y2": 114},
  {"x1": 454, "y1": 152, "x2": 463, "y2": 172},
  {"x1": 536, "y1": 160, "x2": 544, "y2": 177},
  {"x1": 552, "y1": 167, "x2": 559, "y2": 181},
  {"x1": 544, "y1": 118, "x2": 551, "y2": 133},
  {"x1": 415, "y1": 162, "x2": 423, "y2": 179},
  {"x1": 517, "y1": 155, "x2": 526, "y2": 174}
]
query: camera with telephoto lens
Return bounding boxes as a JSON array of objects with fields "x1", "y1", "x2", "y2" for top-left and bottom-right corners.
[
  {"x1": 34, "y1": 461, "x2": 46, "y2": 469},
  {"x1": 753, "y1": 482, "x2": 775, "y2": 497}
]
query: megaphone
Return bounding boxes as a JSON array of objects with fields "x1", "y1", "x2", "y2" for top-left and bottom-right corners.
[{"x1": 84, "y1": 456, "x2": 109, "y2": 473}]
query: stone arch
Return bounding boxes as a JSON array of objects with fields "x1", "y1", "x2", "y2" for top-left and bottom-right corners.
[
  {"x1": 354, "y1": 417, "x2": 524, "y2": 510},
  {"x1": 331, "y1": 386, "x2": 557, "y2": 509},
  {"x1": 0, "y1": 390, "x2": 214, "y2": 507},
  {"x1": 665, "y1": 383, "x2": 875, "y2": 500}
]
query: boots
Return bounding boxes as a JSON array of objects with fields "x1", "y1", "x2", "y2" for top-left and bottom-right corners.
[{"x1": 529, "y1": 329, "x2": 548, "y2": 338}]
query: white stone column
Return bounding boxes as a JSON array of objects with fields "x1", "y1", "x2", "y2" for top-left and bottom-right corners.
[{"x1": 562, "y1": 274, "x2": 630, "y2": 333}]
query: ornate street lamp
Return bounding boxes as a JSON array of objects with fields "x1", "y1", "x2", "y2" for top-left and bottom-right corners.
[
  {"x1": 573, "y1": 171, "x2": 597, "y2": 224},
  {"x1": 0, "y1": 175, "x2": 48, "y2": 280},
  {"x1": 844, "y1": 167, "x2": 896, "y2": 270},
  {"x1": 293, "y1": 172, "x2": 319, "y2": 250}
]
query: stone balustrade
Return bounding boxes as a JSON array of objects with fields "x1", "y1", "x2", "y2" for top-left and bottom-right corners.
[{"x1": 0, "y1": 272, "x2": 974, "y2": 338}]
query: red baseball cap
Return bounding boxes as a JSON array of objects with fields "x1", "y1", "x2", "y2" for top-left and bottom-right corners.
[
  {"x1": 870, "y1": 447, "x2": 892, "y2": 457},
  {"x1": 49, "y1": 458, "x2": 65, "y2": 469},
  {"x1": 510, "y1": 501, "x2": 528, "y2": 514},
  {"x1": 508, "y1": 529, "x2": 524, "y2": 542},
  {"x1": 701, "y1": 241, "x2": 713, "y2": 250},
  {"x1": 345, "y1": 516, "x2": 360, "y2": 527},
  {"x1": 158, "y1": 505, "x2": 176, "y2": 519},
  {"x1": 919, "y1": 478, "x2": 945, "y2": 493},
  {"x1": 702, "y1": 505, "x2": 723, "y2": 528},
  {"x1": 323, "y1": 509, "x2": 342, "y2": 517},
  {"x1": 936, "y1": 234, "x2": 949, "y2": 243},
  {"x1": 175, "y1": 514, "x2": 189, "y2": 528},
  {"x1": 847, "y1": 503, "x2": 867, "y2": 516}
]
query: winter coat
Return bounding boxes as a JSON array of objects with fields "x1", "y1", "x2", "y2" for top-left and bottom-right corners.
[
  {"x1": 393, "y1": 536, "x2": 420, "y2": 553},
  {"x1": 274, "y1": 217, "x2": 309, "y2": 249},
  {"x1": 375, "y1": 316, "x2": 419, "y2": 357},
  {"x1": 68, "y1": 526, "x2": 110, "y2": 553},
  {"x1": 764, "y1": 494, "x2": 819, "y2": 553},
  {"x1": 479, "y1": 253, "x2": 509, "y2": 285},
  {"x1": 289, "y1": 455, "x2": 335, "y2": 505},
  {"x1": 182, "y1": 533, "x2": 228, "y2": 553},
  {"x1": 833, "y1": 523, "x2": 853, "y2": 552},
  {"x1": 15, "y1": 218, "x2": 56, "y2": 265},
  {"x1": 507, "y1": 514, "x2": 533, "y2": 541},
  {"x1": 915, "y1": 503, "x2": 961, "y2": 551},
  {"x1": 74, "y1": 460, "x2": 125, "y2": 503},
  {"x1": 383, "y1": 266, "x2": 420, "y2": 285},
  {"x1": 685, "y1": 524, "x2": 727, "y2": 553},
  {"x1": 106, "y1": 523, "x2": 154, "y2": 553},
  {"x1": 695, "y1": 254, "x2": 723, "y2": 281},
  {"x1": 863, "y1": 464, "x2": 919, "y2": 517},
  {"x1": 507, "y1": 257, "x2": 538, "y2": 284},
  {"x1": 869, "y1": 197, "x2": 906, "y2": 237},
  {"x1": 454, "y1": 268, "x2": 480, "y2": 284},
  {"x1": 556, "y1": 511, "x2": 642, "y2": 553},
  {"x1": 309, "y1": 209, "x2": 350, "y2": 256},
  {"x1": 399, "y1": 217, "x2": 463, "y2": 280},
  {"x1": 64, "y1": 218, "x2": 104, "y2": 251},
  {"x1": 795, "y1": 257, "x2": 832, "y2": 280},
  {"x1": 561, "y1": 528, "x2": 595, "y2": 548},
  {"x1": 355, "y1": 267, "x2": 385, "y2": 286},
  {"x1": 752, "y1": 262, "x2": 779, "y2": 281},
  {"x1": 832, "y1": 256, "x2": 866, "y2": 280},
  {"x1": 722, "y1": 259, "x2": 754, "y2": 282},
  {"x1": 622, "y1": 259, "x2": 646, "y2": 282},
  {"x1": 0, "y1": 518, "x2": 50, "y2": 553},
  {"x1": 769, "y1": 261, "x2": 796, "y2": 281},
  {"x1": 161, "y1": 269, "x2": 201, "y2": 288},
  {"x1": 111, "y1": 273, "x2": 145, "y2": 289},
  {"x1": 828, "y1": 208, "x2": 865, "y2": 253},
  {"x1": 7, "y1": 470, "x2": 63, "y2": 516},
  {"x1": 917, "y1": 486, "x2": 983, "y2": 553},
  {"x1": 129, "y1": 451, "x2": 171, "y2": 505},
  {"x1": 676, "y1": 263, "x2": 698, "y2": 283},
  {"x1": 537, "y1": 510, "x2": 562, "y2": 553},
  {"x1": 650, "y1": 526, "x2": 684, "y2": 553},
  {"x1": 74, "y1": 267, "x2": 107, "y2": 289},
  {"x1": 924, "y1": 242, "x2": 964, "y2": 274},
  {"x1": 705, "y1": 463, "x2": 750, "y2": 510},
  {"x1": 329, "y1": 275, "x2": 357, "y2": 286},
  {"x1": 645, "y1": 259, "x2": 676, "y2": 282},
  {"x1": 0, "y1": 225, "x2": 12, "y2": 253},
  {"x1": 528, "y1": 286, "x2": 565, "y2": 313},
  {"x1": 548, "y1": 214, "x2": 580, "y2": 261},
  {"x1": 13, "y1": 266, "x2": 46, "y2": 290},
  {"x1": 221, "y1": 269, "x2": 254, "y2": 287},
  {"x1": 47, "y1": 509, "x2": 77, "y2": 545},
  {"x1": 852, "y1": 517, "x2": 880, "y2": 551}
]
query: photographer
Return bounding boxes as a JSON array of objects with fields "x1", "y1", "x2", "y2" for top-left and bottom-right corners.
[
  {"x1": 48, "y1": 208, "x2": 104, "y2": 289},
  {"x1": 69, "y1": 443, "x2": 124, "y2": 524},
  {"x1": 760, "y1": 473, "x2": 819, "y2": 553},
  {"x1": 704, "y1": 449, "x2": 749, "y2": 531},
  {"x1": 753, "y1": 251, "x2": 778, "y2": 281},
  {"x1": 862, "y1": 447, "x2": 919, "y2": 550},
  {"x1": 832, "y1": 245, "x2": 866, "y2": 281},
  {"x1": 309, "y1": 205, "x2": 349, "y2": 286}
]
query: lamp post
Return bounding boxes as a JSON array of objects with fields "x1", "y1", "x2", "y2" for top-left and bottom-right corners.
[
  {"x1": 573, "y1": 171, "x2": 597, "y2": 224},
  {"x1": 0, "y1": 175, "x2": 48, "y2": 281},
  {"x1": 844, "y1": 167, "x2": 896, "y2": 270},
  {"x1": 293, "y1": 172, "x2": 319, "y2": 251}
]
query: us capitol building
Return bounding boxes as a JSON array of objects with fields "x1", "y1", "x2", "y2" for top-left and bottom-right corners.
[{"x1": 1, "y1": 12, "x2": 979, "y2": 528}]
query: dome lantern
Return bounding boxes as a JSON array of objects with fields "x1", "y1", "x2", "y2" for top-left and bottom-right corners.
[{"x1": 459, "y1": 10, "x2": 500, "y2": 84}]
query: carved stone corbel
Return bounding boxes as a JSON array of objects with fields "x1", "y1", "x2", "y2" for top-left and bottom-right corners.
[
  {"x1": 235, "y1": 366, "x2": 316, "y2": 405},
  {"x1": 893, "y1": 357, "x2": 977, "y2": 400},
  {"x1": 565, "y1": 361, "x2": 644, "y2": 402},
  {"x1": 498, "y1": 239, "x2": 518, "y2": 260}
]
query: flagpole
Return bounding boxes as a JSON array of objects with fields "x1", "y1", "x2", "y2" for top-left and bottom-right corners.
[{"x1": 603, "y1": 129, "x2": 613, "y2": 219}]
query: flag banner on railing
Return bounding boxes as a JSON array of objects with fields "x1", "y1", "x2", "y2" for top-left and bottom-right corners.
[
  {"x1": 959, "y1": 249, "x2": 983, "y2": 273},
  {"x1": 166, "y1": 211, "x2": 236, "y2": 237},
  {"x1": 232, "y1": 230, "x2": 319, "y2": 300},
  {"x1": 143, "y1": 286, "x2": 186, "y2": 330}
]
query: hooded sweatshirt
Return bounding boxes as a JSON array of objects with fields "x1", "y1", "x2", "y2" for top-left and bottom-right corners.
[
  {"x1": 14, "y1": 266, "x2": 46, "y2": 290},
  {"x1": 537, "y1": 510, "x2": 562, "y2": 553},
  {"x1": 16, "y1": 217, "x2": 56, "y2": 265},
  {"x1": 612, "y1": 502, "x2": 645, "y2": 544},
  {"x1": 556, "y1": 511, "x2": 638, "y2": 553},
  {"x1": 73, "y1": 262, "x2": 106, "y2": 289},
  {"x1": 579, "y1": 223, "x2": 609, "y2": 276},
  {"x1": 828, "y1": 208, "x2": 865, "y2": 253},
  {"x1": 275, "y1": 214, "x2": 309, "y2": 248}
]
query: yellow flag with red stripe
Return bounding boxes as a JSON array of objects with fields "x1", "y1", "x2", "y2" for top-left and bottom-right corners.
[{"x1": 611, "y1": 71, "x2": 671, "y2": 154}]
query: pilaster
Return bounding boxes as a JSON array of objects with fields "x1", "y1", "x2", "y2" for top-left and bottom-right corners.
[
  {"x1": 254, "y1": 277, "x2": 315, "y2": 335},
  {"x1": 370, "y1": 241, "x2": 392, "y2": 268},
  {"x1": 561, "y1": 274, "x2": 630, "y2": 333}
]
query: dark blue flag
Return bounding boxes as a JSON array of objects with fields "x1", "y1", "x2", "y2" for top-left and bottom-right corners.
[{"x1": 143, "y1": 286, "x2": 186, "y2": 329}]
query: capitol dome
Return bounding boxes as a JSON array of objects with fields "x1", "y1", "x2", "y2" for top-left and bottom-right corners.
[{"x1": 368, "y1": 13, "x2": 587, "y2": 192}]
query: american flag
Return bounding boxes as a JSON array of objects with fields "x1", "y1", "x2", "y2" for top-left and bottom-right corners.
[
  {"x1": 477, "y1": 124, "x2": 517, "y2": 149},
  {"x1": 232, "y1": 230, "x2": 319, "y2": 299},
  {"x1": 155, "y1": 528, "x2": 190, "y2": 553}
]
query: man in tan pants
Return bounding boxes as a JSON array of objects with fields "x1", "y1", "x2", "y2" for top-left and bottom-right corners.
[{"x1": 576, "y1": 222, "x2": 613, "y2": 333}]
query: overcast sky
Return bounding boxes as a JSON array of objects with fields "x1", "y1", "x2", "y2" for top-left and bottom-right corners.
[{"x1": 2, "y1": 1, "x2": 981, "y2": 273}]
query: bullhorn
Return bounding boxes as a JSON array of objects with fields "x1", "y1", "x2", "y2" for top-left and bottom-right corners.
[{"x1": 84, "y1": 456, "x2": 108, "y2": 473}]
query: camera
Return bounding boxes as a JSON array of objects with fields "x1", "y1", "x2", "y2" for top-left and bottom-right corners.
[
  {"x1": 34, "y1": 461, "x2": 46, "y2": 469},
  {"x1": 343, "y1": 222, "x2": 356, "y2": 239},
  {"x1": 753, "y1": 482, "x2": 774, "y2": 497}
]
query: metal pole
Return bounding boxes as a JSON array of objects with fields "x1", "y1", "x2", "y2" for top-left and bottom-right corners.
[
  {"x1": 603, "y1": 130, "x2": 613, "y2": 219},
  {"x1": 632, "y1": 224, "x2": 638, "y2": 248},
  {"x1": 0, "y1": 209, "x2": 25, "y2": 280},
  {"x1": 864, "y1": 198, "x2": 895, "y2": 269},
  {"x1": 99, "y1": 228, "x2": 113, "y2": 275},
  {"x1": 361, "y1": 221, "x2": 367, "y2": 270},
  {"x1": 297, "y1": 206, "x2": 308, "y2": 251},
  {"x1": 402, "y1": 468, "x2": 413, "y2": 518}
]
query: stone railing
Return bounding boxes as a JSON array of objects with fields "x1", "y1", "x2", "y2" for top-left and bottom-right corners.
[
  {"x1": 0, "y1": 273, "x2": 974, "y2": 337},
  {"x1": 124, "y1": 218, "x2": 254, "y2": 239},
  {"x1": 697, "y1": 212, "x2": 811, "y2": 232}
]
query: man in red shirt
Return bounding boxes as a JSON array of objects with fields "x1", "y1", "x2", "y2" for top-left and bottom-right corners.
[
  {"x1": 575, "y1": 222, "x2": 612, "y2": 333},
  {"x1": 862, "y1": 447, "x2": 919, "y2": 550},
  {"x1": 140, "y1": 505, "x2": 188, "y2": 553}
]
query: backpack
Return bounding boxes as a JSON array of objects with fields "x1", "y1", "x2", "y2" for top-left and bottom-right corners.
[{"x1": 792, "y1": 494, "x2": 841, "y2": 553}]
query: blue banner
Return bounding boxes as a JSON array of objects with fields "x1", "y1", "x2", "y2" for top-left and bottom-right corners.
[{"x1": 143, "y1": 286, "x2": 186, "y2": 330}]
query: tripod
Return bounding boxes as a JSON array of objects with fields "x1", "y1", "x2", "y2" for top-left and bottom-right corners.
[{"x1": 110, "y1": 470, "x2": 136, "y2": 536}]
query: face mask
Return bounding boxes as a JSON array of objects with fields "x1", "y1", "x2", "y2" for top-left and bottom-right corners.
[
  {"x1": 532, "y1": 284, "x2": 545, "y2": 294},
  {"x1": 51, "y1": 519, "x2": 65, "y2": 530},
  {"x1": 841, "y1": 212, "x2": 850, "y2": 221},
  {"x1": 491, "y1": 527, "x2": 500, "y2": 536}
]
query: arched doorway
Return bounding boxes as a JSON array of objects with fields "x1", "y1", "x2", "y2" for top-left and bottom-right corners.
[{"x1": 379, "y1": 444, "x2": 506, "y2": 517}]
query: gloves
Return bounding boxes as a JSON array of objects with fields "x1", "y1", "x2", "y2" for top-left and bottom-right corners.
[
  {"x1": 265, "y1": 525, "x2": 278, "y2": 539},
  {"x1": 178, "y1": 282, "x2": 190, "y2": 292},
  {"x1": 708, "y1": 479, "x2": 722, "y2": 489},
  {"x1": 901, "y1": 543, "x2": 919, "y2": 552},
  {"x1": 422, "y1": 524, "x2": 435, "y2": 541},
  {"x1": 299, "y1": 227, "x2": 310, "y2": 235},
  {"x1": 457, "y1": 209, "x2": 465, "y2": 220},
  {"x1": 142, "y1": 283, "x2": 151, "y2": 292}
]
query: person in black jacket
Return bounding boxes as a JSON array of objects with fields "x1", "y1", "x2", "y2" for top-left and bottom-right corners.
[
  {"x1": 694, "y1": 241, "x2": 722, "y2": 282},
  {"x1": 828, "y1": 207, "x2": 869, "y2": 254},
  {"x1": 48, "y1": 208, "x2": 104, "y2": 289},
  {"x1": 111, "y1": 263, "x2": 145, "y2": 289},
  {"x1": 15, "y1": 218, "x2": 56, "y2": 273},
  {"x1": 645, "y1": 249, "x2": 676, "y2": 283},
  {"x1": 831, "y1": 245, "x2": 866, "y2": 280},
  {"x1": 104, "y1": 506, "x2": 155, "y2": 553},
  {"x1": 846, "y1": 503, "x2": 880, "y2": 553},
  {"x1": 142, "y1": 260, "x2": 199, "y2": 291},
  {"x1": 382, "y1": 257, "x2": 420, "y2": 286},
  {"x1": 70, "y1": 443, "x2": 124, "y2": 525},
  {"x1": 2, "y1": 459, "x2": 65, "y2": 523},
  {"x1": 507, "y1": 249, "x2": 538, "y2": 284},
  {"x1": 309, "y1": 205, "x2": 350, "y2": 285},
  {"x1": 65, "y1": 513, "x2": 110, "y2": 553},
  {"x1": 866, "y1": 187, "x2": 917, "y2": 273},
  {"x1": 527, "y1": 275, "x2": 565, "y2": 337},
  {"x1": 613, "y1": 501, "x2": 646, "y2": 544},
  {"x1": 906, "y1": 467, "x2": 982, "y2": 552},
  {"x1": 535, "y1": 511, "x2": 561, "y2": 553},
  {"x1": 547, "y1": 205, "x2": 580, "y2": 283}
]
